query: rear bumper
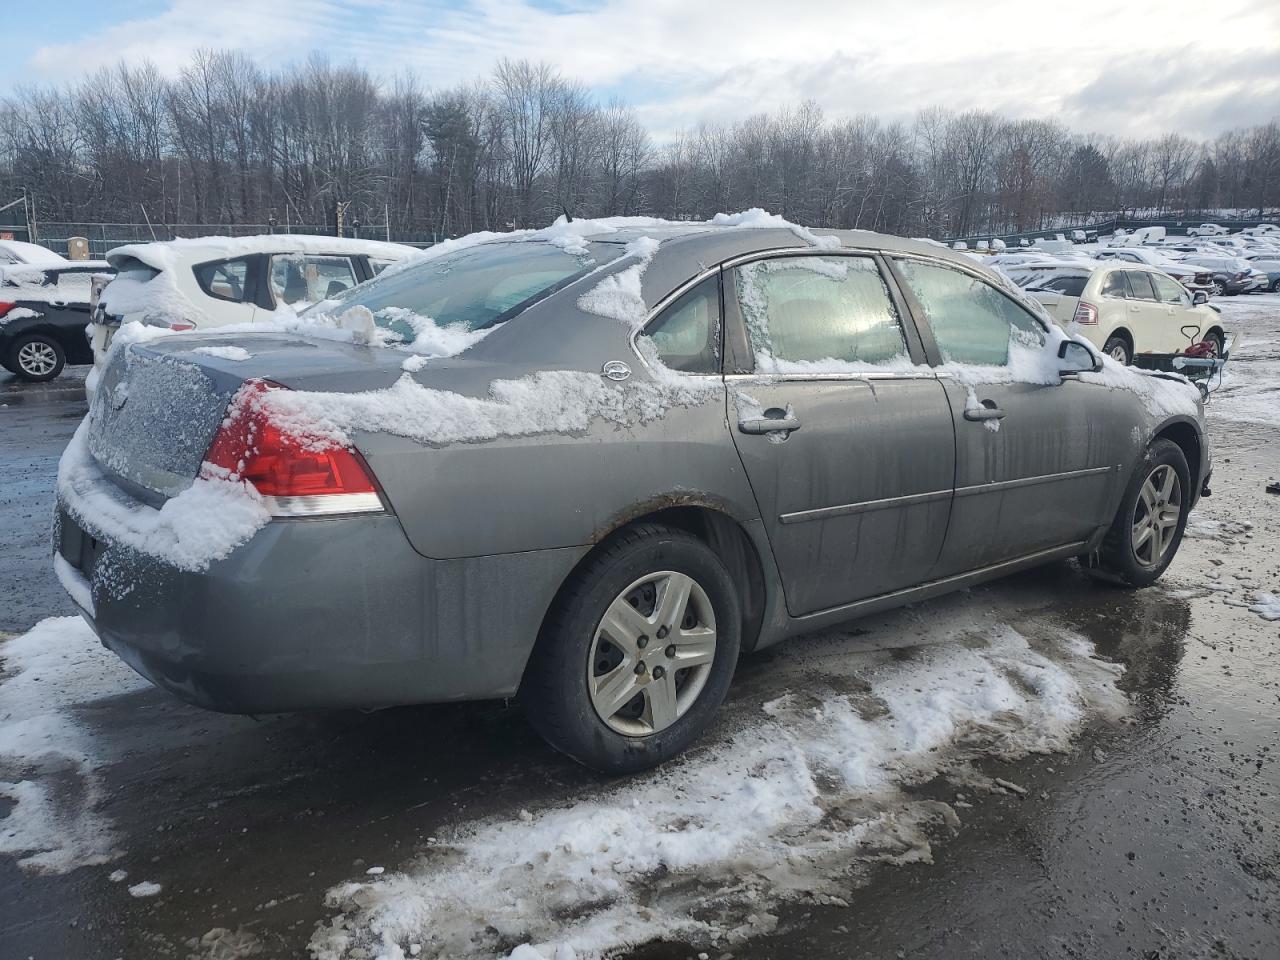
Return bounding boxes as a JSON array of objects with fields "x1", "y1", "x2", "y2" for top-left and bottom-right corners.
[{"x1": 53, "y1": 498, "x2": 586, "y2": 714}]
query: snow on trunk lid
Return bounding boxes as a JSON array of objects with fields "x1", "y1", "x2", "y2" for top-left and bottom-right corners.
[{"x1": 86, "y1": 345, "x2": 241, "y2": 498}]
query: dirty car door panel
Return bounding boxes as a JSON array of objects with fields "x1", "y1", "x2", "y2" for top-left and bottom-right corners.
[
  {"x1": 891, "y1": 256, "x2": 1122, "y2": 574},
  {"x1": 725, "y1": 253, "x2": 955, "y2": 616}
]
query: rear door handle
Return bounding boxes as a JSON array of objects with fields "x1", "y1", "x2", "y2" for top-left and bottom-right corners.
[
  {"x1": 964, "y1": 402, "x2": 1006, "y2": 422},
  {"x1": 739, "y1": 411, "x2": 802, "y2": 434}
]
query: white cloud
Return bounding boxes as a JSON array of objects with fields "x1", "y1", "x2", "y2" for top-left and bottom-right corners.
[{"x1": 13, "y1": 0, "x2": 1280, "y2": 139}]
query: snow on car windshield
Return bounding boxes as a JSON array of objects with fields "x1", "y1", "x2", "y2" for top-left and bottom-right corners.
[{"x1": 316, "y1": 241, "x2": 597, "y2": 339}]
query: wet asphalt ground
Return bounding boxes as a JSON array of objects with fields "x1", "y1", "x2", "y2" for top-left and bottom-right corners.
[{"x1": 1, "y1": 318, "x2": 1278, "y2": 960}]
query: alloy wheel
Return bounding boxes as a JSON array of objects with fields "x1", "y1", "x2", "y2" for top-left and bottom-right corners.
[
  {"x1": 17, "y1": 341, "x2": 58, "y2": 377},
  {"x1": 587, "y1": 570, "x2": 717, "y2": 736},
  {"x1": 1109, "y1": 342, "x2": 1129, "y2": 363},
  {"x1": 1131, "y1": 464, "x2": 1181, "y2": 567}
]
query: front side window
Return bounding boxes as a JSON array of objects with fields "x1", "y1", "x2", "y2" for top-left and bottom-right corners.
[
  {"x1": 639, "y1": 275, "x2": 720, "y2": 373},
  {"x1": 733, "y1": 255, "x2": 909, "y2": 372},
  {"x1": 894, "y1": 258, "x2": 1045, "y2": 366},
  {"x1": 270, "y1": 254, "x2": 358, "y2": 307},
  {"x1": 1150, "y1": 273, "x2": 1187, "y2": 305},
  {"x1": 193, "y1": 258, "x2": 251, "y2": 303}
]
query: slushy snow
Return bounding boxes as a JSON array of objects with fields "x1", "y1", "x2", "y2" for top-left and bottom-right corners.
[
  {"x1": 311, "y1": 624, "x2": 1127, "y2": 960},
  {"x1": 0, "y1": 618, "x2": 148, "y2": 873}
]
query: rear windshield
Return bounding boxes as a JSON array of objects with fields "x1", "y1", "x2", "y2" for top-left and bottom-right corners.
[{"x1": 317, "y1": 241, "x2": 596, "y2": 333}]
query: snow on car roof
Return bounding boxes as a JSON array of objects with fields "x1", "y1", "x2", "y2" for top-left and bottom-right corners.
[
  {"x1": 0, "y1": 239, "x2": 69, "y2": 266},
  {"x1": 105, "y1": 234, "x2": 419, "y2": 272}
]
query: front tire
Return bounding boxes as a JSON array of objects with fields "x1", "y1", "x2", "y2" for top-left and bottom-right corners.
[
  {"x1": 1204, "y1": 329, "x2": 1225, "y2": 358},
  {"x1": 1271, "y1": 279, "x2": 1280, "y2": 293},
  {"x1": 1094, "y1": 439, "x2": 1191, "y2": 587},
  {"x1": 522, "y1": 523, "x2": 741, "y2": 774},
  {"x1": 9, "y1": 334, "x2": 65, "y2": 382},
  {"x1": 1209, "y1": 280, "x2": 1225, "y2": 297}
]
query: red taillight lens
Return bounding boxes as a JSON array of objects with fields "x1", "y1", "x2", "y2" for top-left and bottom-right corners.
[
  {"x1": 169, "y1": 322, "x2": 197, "y2": 332},
  {"x1": 203, "y1": 380, "x2": 381, "y2": 516},
  {"x1": 1072, "y1": 301, "x2": 1099, "y2": 325},
  {"x1": 0, "y1": 302, "x2": 14, "y2": 318}
]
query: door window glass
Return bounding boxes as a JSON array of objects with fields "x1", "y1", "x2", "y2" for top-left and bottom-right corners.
[
  {"x1": 894, "y1": 258, "x2": 1045, "y2": 366},
  {"x1": 733, "y1": 255, "x2": 909, "y2": 372},
  {"x1": 1126, "y1": 271, "x2": 1158, "y2": 301},
  {"x1": 639, "y1": 275, "x2": 720, "y2": 373},
  {"x1": 270, "y1": 254, "x2": 358, "y2": 307},
  {"x1": 1150, "y1": 273, "x2": 1186, "y2": 304},
  {"x1": 193, "y1": 258, "x2": 251, "y2": 303}
]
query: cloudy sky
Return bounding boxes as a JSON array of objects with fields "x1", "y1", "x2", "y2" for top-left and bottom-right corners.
[{"x1": 5, "y1": 0, "x2": 1279, "y2": 139}]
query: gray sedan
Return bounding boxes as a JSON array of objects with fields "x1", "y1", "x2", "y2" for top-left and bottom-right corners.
[{"x1": 53, "y1": 224, "x2": 1210, "y2": 773}]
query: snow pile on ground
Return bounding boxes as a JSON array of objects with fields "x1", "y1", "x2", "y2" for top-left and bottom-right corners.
[
  {"x1": 311, "y1": 625, "x2": 1126, "y2": 960},
  {"x1": 1249, "y1": 592, "x2": 1280, "y2": 621},
  {"x1": 1204, "y1": 294, "x2": 1280, "y2": 427},
  {"x1": 0, "y1": 617, "x2": 148, "y2": 873},
  {"x1": 57, "y1": 421, "x2": 270, "y2": 573}
]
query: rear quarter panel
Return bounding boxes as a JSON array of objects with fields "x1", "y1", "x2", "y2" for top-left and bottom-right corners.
[{"x1": 362, "y1": 384, "x2": 761, "y2": 559}]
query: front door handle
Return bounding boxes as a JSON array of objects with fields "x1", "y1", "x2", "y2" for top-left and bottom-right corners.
[
  {"x1": 964, "y1": 401, "x2": 1006, "y2": 422},
  {"x1": 739, "y1": 411, "x2": 802, "y2": 434}
]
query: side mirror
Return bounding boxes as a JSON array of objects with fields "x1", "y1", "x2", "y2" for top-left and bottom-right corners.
[
  {"x1": 1192, "y1": 290, "x2": 1208, "y2": 305},
  {"x1": 1058, "y1": 339, "x2": 1101, "y2": 375}
]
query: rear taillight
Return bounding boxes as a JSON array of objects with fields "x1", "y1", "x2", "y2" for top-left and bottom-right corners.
[
  {"x1": 0, "y1": 302, "x2": 14, "y2": 318},
  {"x1": 1234, "y1": 272, "x2": 1248, "y2": 280},
  {"x1": 203, "y1": 380, "x2": 383, "y2": 517},
  {"x1": 169, "y1": 321, "x2": 197, "y2": 332},
  {"x1": 1072, "y1": 301, "x2": 1099, "y2": 325}
]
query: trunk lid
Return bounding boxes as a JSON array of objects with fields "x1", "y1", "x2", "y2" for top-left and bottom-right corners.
[{"x1": 85, "y1": 333, "x2": 414, "y2": 500}]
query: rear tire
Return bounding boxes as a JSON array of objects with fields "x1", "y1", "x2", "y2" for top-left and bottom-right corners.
[
  {"x1": 9, "y1": 334, "x2": 65, "y2": 382},
  {"x1": 522, "y1": 523, "x2": 741, "y2": 774},
  {"x1": 1204, "y1": 329, "x2": 1225, "y2": 358},
  {"x1": 1271, "y1": 279, "x2": 1280, "y2": 293},
  {"x1": 1209, "y1": 280, "x2": 1225, "y2": 297},
  {"x1": 1093, "y1": 439, "x2": 1191, "y2": 587},
  {"x1": 1103, "y1": 335, "x2": 1132, "y2": 365}
]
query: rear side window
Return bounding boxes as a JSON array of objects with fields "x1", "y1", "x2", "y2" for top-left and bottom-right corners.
[
  {"x1": 1150, "y1": 273, "x2": 1186, "y2": 304},
  {"x1": 1100, "y1": 272, "x2": 1130, "y2": 298},
  {"x1": 1126, "y1": 272, "x2": 1158, "y2": 301},
  {"x1": 270, "y1": 254, "x2": 358, "y2": 306},
  {"x1": 894, "y1": 258, "x2": 1044, "y2": 366},
  {"x1": 639, "y1": 276, "x2": 720, "y2": 374},
  {"x1": 193, "y1": 258, "x2": 251, "y2": 303},
  {"x1": 733, "y1": 255, "x2": 909, "y2": 371}
]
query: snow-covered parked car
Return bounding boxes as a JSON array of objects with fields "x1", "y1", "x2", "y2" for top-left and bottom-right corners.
[
  {"x1": 1, "y1": 262, "x2": 114, "y2": 381},
  {"x1": 1092, "y1": 247, "x2": 1213, "y2": 295},
  {"x1": 0, "y1": 238, "x2": 68, "y2": 267},
  {"x1": 1024, "y1": 263, "x2": 1226, "y2": 364},
  {"x1": 1188, "y1": 223, "x2": 1228, "y2": 237},
  {"x1": 54, "y1": 216, "x2": 1211, "y2": 773},
  {"x1": 1178, "y1": 254, "x2": 1266, "y2": 296},
  {"x1": 1244, "y1": 254, "x2": 1280, "y2": 292},
  {"x1": 87, "y1": 235, "x2": 417, "y2": 399}
]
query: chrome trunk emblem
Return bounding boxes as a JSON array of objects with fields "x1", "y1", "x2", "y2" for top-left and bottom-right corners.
[{"x1": 602, "y1": 360, "x2": 631, "y2": 381}]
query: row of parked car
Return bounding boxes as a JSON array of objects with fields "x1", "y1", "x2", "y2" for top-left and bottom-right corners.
[{"x1": 0, "y1": 236, "x2": 415, "y2": 383}]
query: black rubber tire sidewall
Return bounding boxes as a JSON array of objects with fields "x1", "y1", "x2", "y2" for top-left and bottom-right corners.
[
  {"x1": 1097, "y1": 438, "x2": 1191, "y2": 587},
  {"x1": 9, "y1": 334, "x2": 65, "y2": 382},
  {"x1": 1102, "y1": 335, "x2": 1131, "y2": 365},
  {"x1": 522, "y1": 523, "x2": 741, "y2": 775}
]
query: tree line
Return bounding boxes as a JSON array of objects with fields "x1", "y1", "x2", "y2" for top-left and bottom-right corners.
[{"x1": 1, "y1": 49, "x2": 1278, "y2": 241}]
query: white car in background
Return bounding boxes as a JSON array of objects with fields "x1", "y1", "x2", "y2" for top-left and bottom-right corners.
[
  {"x1": 88, "y1": 234, "x2": 417, "y2": 399},
  {"x1": 1023, "y1": 263, "x2": 1226, "y2": 365},
  {"x1": 1092, "y1": 247, "x2": 1213, "y2": 294},
  {"x1": 0, "y1": 239, "x2": 69, "y2": 266},
  {"x1": 1188, "y1": 223, "x2": 1228, "y2": 237}
]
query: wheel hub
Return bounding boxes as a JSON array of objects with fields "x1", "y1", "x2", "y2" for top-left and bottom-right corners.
[
  {"x1": 1131, "y1": 464, "x2": 1182, "y2": 567},
  {"x1": 587, "y1": 570, "x2": 717, "y2": 737},
  {"x1": 17, "y1": 341, "x2": 58, "y2": 376}
]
